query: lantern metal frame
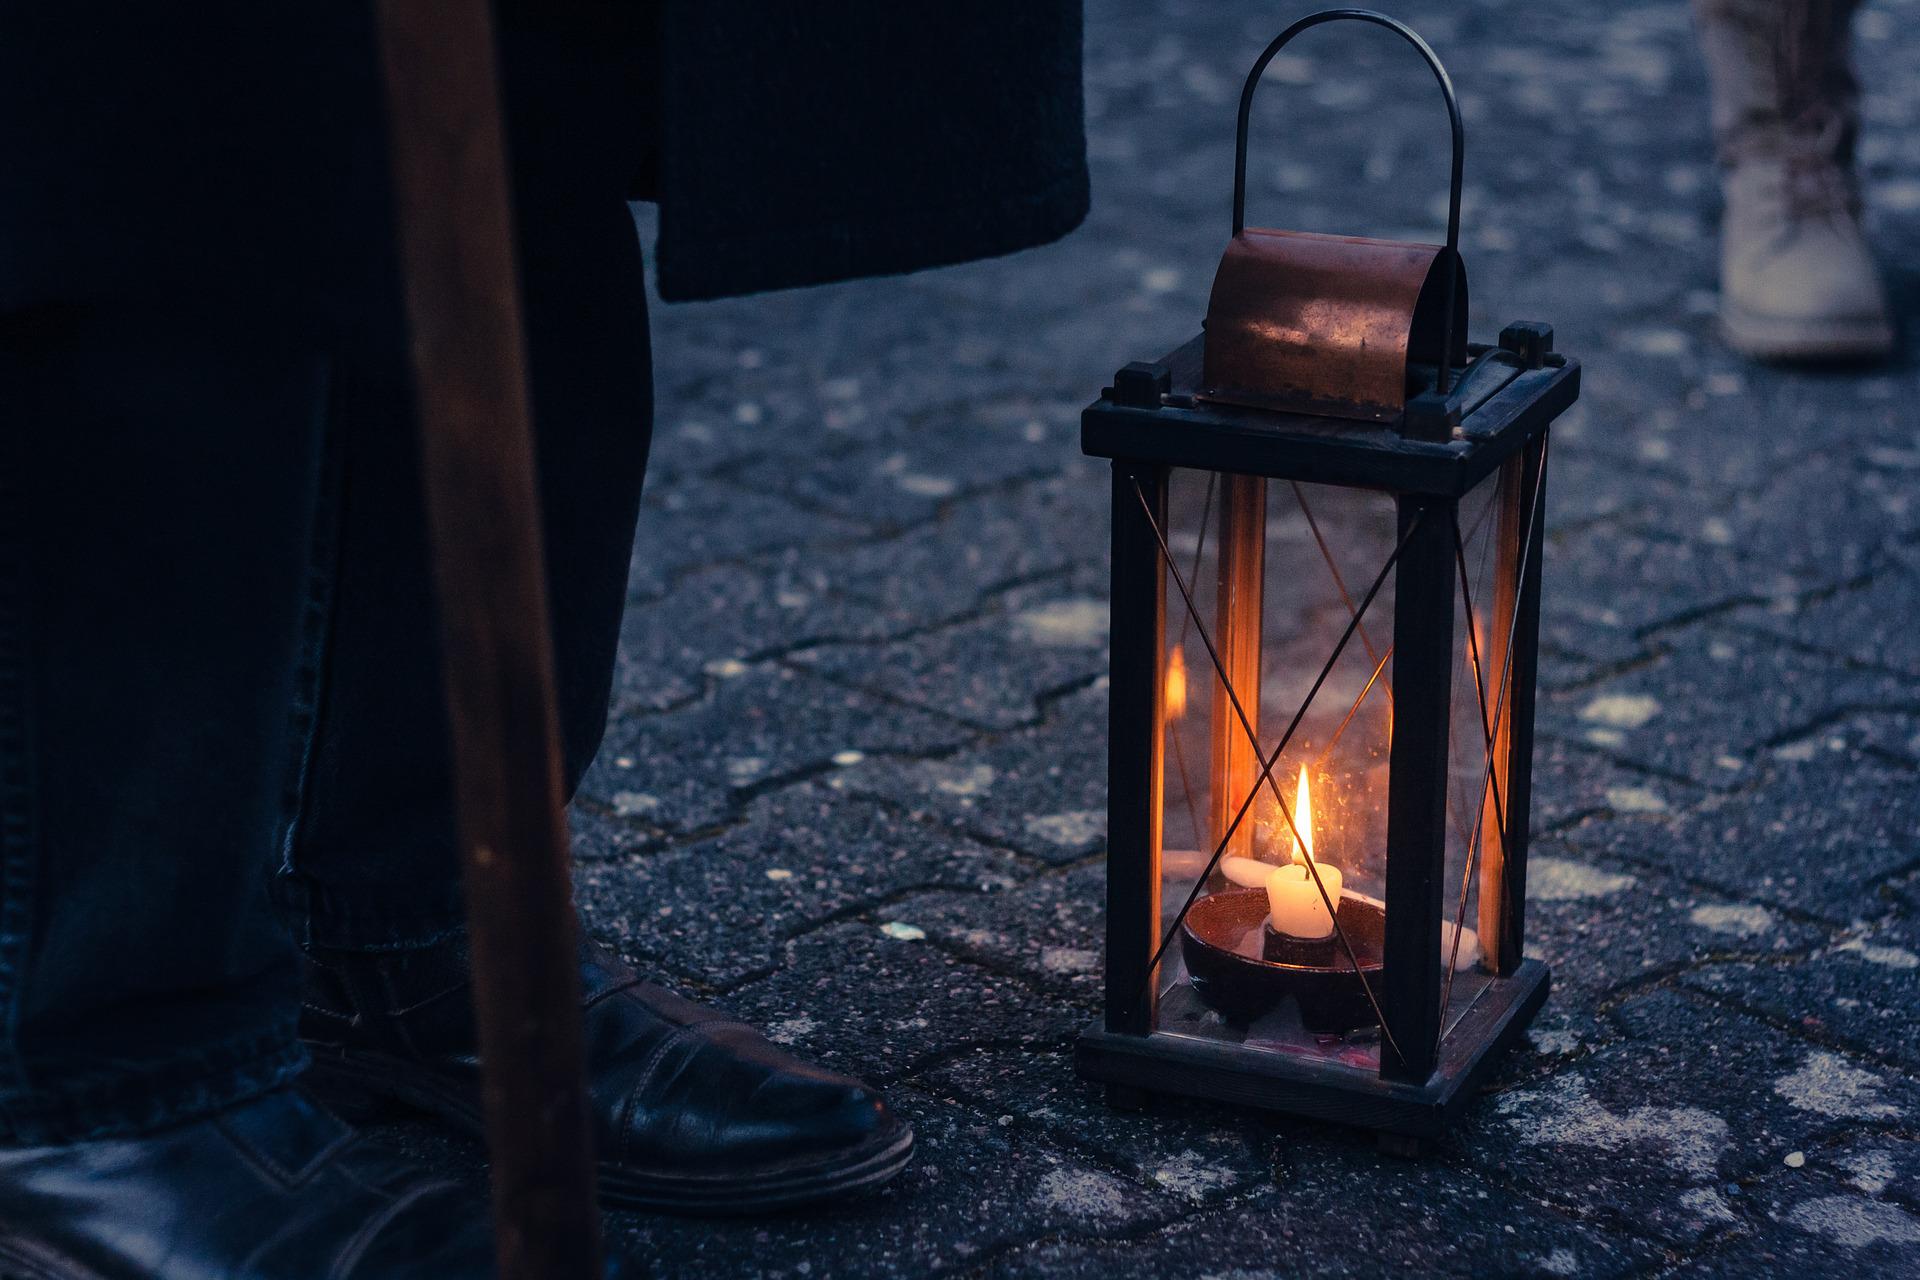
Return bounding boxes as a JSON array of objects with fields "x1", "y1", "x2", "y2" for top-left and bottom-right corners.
[{"x1": 1073, "y1": 9, "x2": 1582, "y2": 1145}]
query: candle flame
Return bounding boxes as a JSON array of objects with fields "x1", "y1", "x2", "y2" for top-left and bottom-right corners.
[
  {"x1": 1291, "y1": 766, "x2": 1314, "y2": 864},
  {"x1": 1164, "y1": 648, "x2": 1187, "y2": 721}
]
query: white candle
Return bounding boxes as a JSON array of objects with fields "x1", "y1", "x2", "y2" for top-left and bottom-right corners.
[
  {"x1": 1221, "y1": 855, "x2": 1277, "y2": 889},
  {"x1": 1266, "y1": 861, "x2": 1343, "y2": 939}
]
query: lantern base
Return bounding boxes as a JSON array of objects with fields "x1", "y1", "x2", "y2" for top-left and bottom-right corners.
[{"x1": 1074, "y1": 959, "x2": 1549, "y2": 1141}]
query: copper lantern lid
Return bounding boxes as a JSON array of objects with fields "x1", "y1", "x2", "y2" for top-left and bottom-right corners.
[{"x1": 1197, "y1": 9, "x2": 1469, "y2": 430}]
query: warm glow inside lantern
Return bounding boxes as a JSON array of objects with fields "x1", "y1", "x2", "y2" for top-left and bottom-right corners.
[{"x1": 1074, "y1": 10, "x2": 1581, "y2": 1147}]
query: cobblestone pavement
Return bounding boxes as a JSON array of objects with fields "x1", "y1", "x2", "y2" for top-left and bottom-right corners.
[{"x1": 410, "y1": 1, "x2": 1920, "y2": 1275}]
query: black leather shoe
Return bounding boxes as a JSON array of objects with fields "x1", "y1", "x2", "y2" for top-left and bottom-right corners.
[
  {"x1": 0, "y1": 1087, "x2": 494, "y2": 1278},
  {"x1": 300, "y1": 939, "x2": 913, "y2": 1215}
]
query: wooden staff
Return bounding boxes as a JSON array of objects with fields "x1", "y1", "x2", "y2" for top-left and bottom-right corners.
[{"x1": 371, "y1": 1, "x2": 603, "y2": 1275}]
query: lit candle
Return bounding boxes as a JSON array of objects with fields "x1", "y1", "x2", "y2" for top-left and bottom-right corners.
[
  {"x1": 1266, "y1": 767, "x2": 1344, "y2": 938},
  {"x1": 1266, "y1": 862, "x2": 1343, "y2": 938}
]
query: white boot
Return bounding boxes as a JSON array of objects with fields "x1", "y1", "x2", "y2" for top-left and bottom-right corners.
[{"x1": 1695, "y1": 0, "x2": 1893, "y2": 360}]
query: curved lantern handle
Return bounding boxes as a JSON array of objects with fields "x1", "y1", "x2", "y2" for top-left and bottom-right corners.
[{"x1": 1231, "y1": 9, "x2": 1466, "y2": 392}]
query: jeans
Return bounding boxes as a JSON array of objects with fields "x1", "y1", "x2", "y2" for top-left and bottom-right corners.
[{"x1": 0, "y1": 15, "x2": 653, "y2": 1144}]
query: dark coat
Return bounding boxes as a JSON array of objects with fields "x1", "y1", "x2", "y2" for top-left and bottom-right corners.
[
  {"x1": 0, "y1": 3, "x2": 1087, "y2": 339},
  {"x1": 648, "y1": 4, "x2": 1088, "y2": 301}
]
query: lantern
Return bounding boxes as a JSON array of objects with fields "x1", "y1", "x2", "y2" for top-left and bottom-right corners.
[{"x1": 1075, "y1": 10, "x2": 1580, "y2": 1149}]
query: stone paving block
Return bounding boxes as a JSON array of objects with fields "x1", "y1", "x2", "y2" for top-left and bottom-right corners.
[
  {"x1": 1536, "y1": 622, "x2": 1910, "y2": 785},
  {"x1": 767, "y1": 280, "x2": 1090, "y2": 422},
  {"x1": 1833, "y1": 708, "x2": 1920, "y2": 769},
  {"x1": 581, "y1": 665, "x2": 977, "y2": 835},
  {"x1": 1521, "y1": 835, "x2": 1829, "y2": 1006},
  {"x1": 1673, "y1": 474, "x2": 1900, "y2": 604},
  {"x1": 1012, "y1": 276, "x2": 1226, "y2": 393},
  {"x1": 1536, "y1": 622, "x2": 1652, "y2": 695},
  {"x1": 642, "y1": 403, "x2": 838, "y2": 487},
  {"x1": 1891, "y1": 865, "x2": 1920, "y2": 916},
  {"x1": 1545, "y1": 530, "x2": 1765, "y2": 653},
  {"x1": 646, "y1": 367, "x2": 886, "y2": 484},
  {"x1": 1543, "y1": 433, "x2": 1660, "y2": 532},
  {"x1": 639, "y1": 282, "x2": 1073, "y2": 454},
  {"x1": 1664, "y1": 1134, "x2": 1920, "y2": 1278},
  {"x1": 1731, "y1": 562, "x2": 1920, "y2": 683},
  {"x1": 573, "y1": 783, "x2": 1029, "y2": 988},
  {"x1": 602, "y1": 1087, "x2": 1187, "y2": 1280},
  {"x1": 567, "y1": 799, "x2": 651, "y2": 863},
  {"x1": 907, "y1": 225, "x2": 1206, "y2": 337},
  {"x1": 613, "y1": 559, "x2": 893, "y2": 714},
  {"x1": 854, "y1": 346, "x2": 1095, "y2": 437},
  {"x1": 1528, "y1": 735, "x2": 1706, "y2": 835},
  {"x1": 916, "y1": 1046, "x2": 1279, "y2": 1207},
  {"x1": 857, "y1": 388, "x2": 1091, "y2": 456},
  {"x1": 1643, "y1": 394, "x2": 1920, "y2": 586},
  {"x1": 1558, "y1": 391, "x2": 1715, "y2": 491},
  {"x1": 721, "y1": 922, "x2": 1081, "y2": 1082},
  {"x1": 1558, "y1": 750, "x2": 1920, "y2": 923},
  {"x1": 1797, "y1": 1132, "x2": 1920, "y2": 1212},
  {"x1": 625, "y1": 482, "x2": 871, "y2": 602},
  {"x1": 832, "y1": 681, "x2": 1109, "y2": 865},
  {"x1": 731, "y1": 428, "x2": 1066, "y2": 536},
  {"x1": 1465, "y1": 986, "x2": 1920, "y2": 1249},
  {"x1": 987, "y1": 1155, "x2": 1657, "y2": 1279},
  {"x1": 818, "y1": 471, "x2": 1107, "y2": 632},
  {"x1": 1680, "y1": 915, "x2": 1920, "y2": 1072},
  {"x1": 1608, "y1": 988, "x2": 1920, "y2": 1143},
  {"x1": 1478, "y1": 1001, "x2": 1622, "y2": 1095},
  {"x1": 1607, "y1": 374, "x2": 1827, "y2": 497},
  {"x1": 1743, "y1": 707, "x2": 1920, "y2": 774},
  {"x1": 790, "y1": 587, "x2": 1111, "y2": 732},
  {"x1": 885, "y1": 863, "x2": 1108, "y2": 997}
]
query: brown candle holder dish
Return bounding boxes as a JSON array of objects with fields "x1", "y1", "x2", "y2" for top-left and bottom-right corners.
[{"x1": 1179, "y1": 887, "x2": 1387, "y2": 1033}]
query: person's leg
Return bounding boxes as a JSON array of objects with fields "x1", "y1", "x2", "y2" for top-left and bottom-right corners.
[
  {"x1": 273, "y1": 29, "x2": 655, "y2": 951},
  {"x1": 291, "y1": 16, "x2": 918, "y2": 1212},
  {"x1": 0, "y1": 313, "x2": 322, "y2": 1140},
  {"x1": 1694, "y1": 0, "x2": 1892, "y2": 360},
  {"x1": 0, "y1": 313, "x2": 497, "y2": 1278}
]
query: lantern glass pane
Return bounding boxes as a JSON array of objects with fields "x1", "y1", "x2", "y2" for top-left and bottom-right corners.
[
  {"x1": 1151, "y1": 469, "x2": 1398, "y2": 1069},
  {"x1": 1146, "y1": 464, "x2": 1526, "y2": 1074},
  {"x1": 1437, "y1": 474, "x2": 1507, "y2": 1049}
]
